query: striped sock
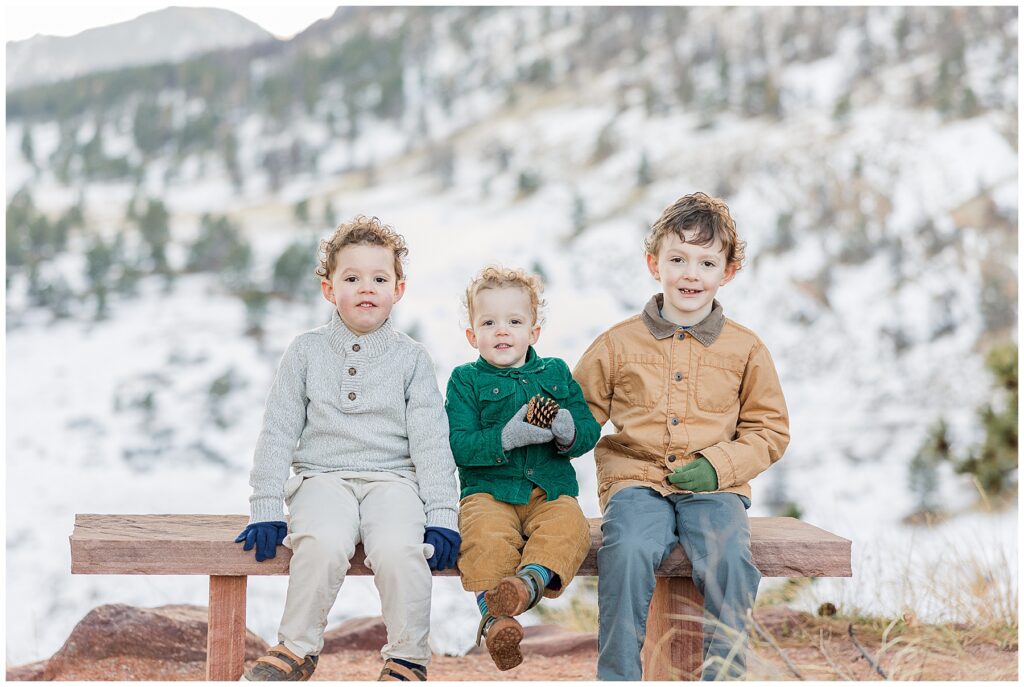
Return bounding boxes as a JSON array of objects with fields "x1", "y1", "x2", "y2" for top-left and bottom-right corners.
[
  {"x1": 391, "y1": 658, "x2": 426, "y2": 673},
  {"x1": 476, "y1": 591, "x2": 489, "y2": 615},
  {"x1": 519, "y1": 564, "x2": 554, "y2": 604}
]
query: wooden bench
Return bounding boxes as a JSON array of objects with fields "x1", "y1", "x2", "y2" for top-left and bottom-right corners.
[{"x1": 70, "y1": 514, "x2": 851, "y2": 680}]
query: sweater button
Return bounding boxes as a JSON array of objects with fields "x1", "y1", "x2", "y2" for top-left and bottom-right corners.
[
  {"x1": 352, "y1": 344, "x2": 361, "y2": 352},
  {"x1": 348, "y1": 392, "x2": 356, "y2": 401},
  {"x1": 668, "y1": 454, "x2": 677, "y2": 462},
  {"x1": 348, "y1": 367, "x2": 357, "y2": 376},
  {"x1": 671, "y1": 417, "x2": 679, "y2": 426}
]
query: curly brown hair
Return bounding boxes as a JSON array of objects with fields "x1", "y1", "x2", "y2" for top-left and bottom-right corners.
[
  {"x1": 464, "y1": 266, "x2": 546, "y2": 327},
  {"x1": 316, "y1": 215, "x2": 408, "y2": 281},
  {"x1": 645, "y1": 192, "x2": 746, "y2": 270}
]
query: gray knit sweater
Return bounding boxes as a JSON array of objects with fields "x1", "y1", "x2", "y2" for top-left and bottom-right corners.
[{"x1": 247, "y1": 310, "x2": 460, "y2": 530}]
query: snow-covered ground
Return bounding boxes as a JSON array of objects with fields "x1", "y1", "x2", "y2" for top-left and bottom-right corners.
[{"x1": 5, "y1": 6, "x2": 1018, "y2": 667}]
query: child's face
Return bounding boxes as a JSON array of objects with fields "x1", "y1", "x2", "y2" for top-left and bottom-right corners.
[
  {"x1": 465, "y1": 286, "x2": 540, "y2": 368},
  {"x1": 646, "y1": 229, "x2": 737, "y2": 327},
  {"x1": 321, "y1": 244, "x2": 405, "y2": 335}
]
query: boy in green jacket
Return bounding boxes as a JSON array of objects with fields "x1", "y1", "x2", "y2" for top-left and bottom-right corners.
[{"x1": 445, "y1": 266, "x2": 600, "y2": 671}]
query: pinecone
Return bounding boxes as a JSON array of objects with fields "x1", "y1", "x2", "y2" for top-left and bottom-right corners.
[{"x1": 525, "y1": 394, "x2": 560, "y2": 428}]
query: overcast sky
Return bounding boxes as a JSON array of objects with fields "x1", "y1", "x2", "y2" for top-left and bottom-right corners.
[{"x1": 5, "y1": 2, "x2": 339, "y2": 42}]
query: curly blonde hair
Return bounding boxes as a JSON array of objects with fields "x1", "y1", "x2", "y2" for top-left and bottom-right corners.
[
  {"x1": 316, "y1": 215, "x2": 408, "y2": 281},
  {"x1": 464, "y1": 266, "x2": 546, "y2": 327},
  {"x1": 645, "y1": 192, "x2": 746, "y2": 270}
]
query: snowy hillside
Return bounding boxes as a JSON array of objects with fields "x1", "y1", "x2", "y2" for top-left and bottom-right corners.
[
  {"x1": 6, "y1": 7, "x2": 275, "y2": 91},
  {"x1": 5, "y1": 6, "x2": 1017, "y2": 666}
]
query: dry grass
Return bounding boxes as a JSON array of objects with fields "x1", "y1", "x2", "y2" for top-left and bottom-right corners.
[{"x1": 528, "y1": 539, "x2": 1018, "y2": 681}]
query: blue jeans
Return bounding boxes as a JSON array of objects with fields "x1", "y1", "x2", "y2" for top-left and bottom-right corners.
[{"x1": 597, "y1": 487, "x2": 760, "y2": 681}]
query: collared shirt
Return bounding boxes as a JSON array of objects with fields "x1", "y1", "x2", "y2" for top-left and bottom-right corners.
[
  {"x1": 573, "y1": 294, "x2": 790, "y2": 512},
  {"x1": 445, "y1": 347, "x2": 601, "y2": 504}
]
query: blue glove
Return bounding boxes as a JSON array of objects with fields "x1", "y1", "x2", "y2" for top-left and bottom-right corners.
[
  {"x1": 424, "y1": 526, "x2": 461, "y2": 571},
  {"x1": 235, "y1": 521, "x2": 288, "y2": 562}
]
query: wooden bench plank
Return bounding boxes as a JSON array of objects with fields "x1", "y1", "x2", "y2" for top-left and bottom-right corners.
[{"x1": 71, "y1": 514, "x2": 851, "y2": 577}]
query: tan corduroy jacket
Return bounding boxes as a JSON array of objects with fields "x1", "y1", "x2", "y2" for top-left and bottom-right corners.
[{"x1": 573, "y1": 295, "x2": 790, "y2": 512}]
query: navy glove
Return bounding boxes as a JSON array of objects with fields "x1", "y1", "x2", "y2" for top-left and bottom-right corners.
[
  {"x1": 235, "y1": 521, "x2": 288, "y2": 562},
  {"x1": 424, "y1": 526, "x2": 461, "y2": 571}
]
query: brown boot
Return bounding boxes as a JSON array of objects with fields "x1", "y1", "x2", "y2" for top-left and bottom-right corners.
[
  {"x1": 242, "y1": 644, "x2": 318, "y2": 681},
  {"x1": 482, "y1": 615, "x2": 524, "y2": 671},
  {"x1": 484, "y1": 567, "x2": 547, "y2": 617}
]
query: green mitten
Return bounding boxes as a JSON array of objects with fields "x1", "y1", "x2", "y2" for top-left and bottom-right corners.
[{"x1": 667, "y1": 456, "x2": 718, "y2": 492}]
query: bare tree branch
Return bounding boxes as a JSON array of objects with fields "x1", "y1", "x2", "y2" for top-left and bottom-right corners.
[{"x1": 848, "y1": 623, "x2": 888, "y2": 679}]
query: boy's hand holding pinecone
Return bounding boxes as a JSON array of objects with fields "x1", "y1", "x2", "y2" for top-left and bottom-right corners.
[
  {"x1": 501, "y1": 403, "x2": 554, "y2": 450},
  {"x1": 525, "y1": 394, "x2": 576, "y2": 451}
]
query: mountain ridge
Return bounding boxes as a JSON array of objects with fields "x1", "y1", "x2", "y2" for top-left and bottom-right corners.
[{"x1": 6, "y1": 6, "x2": 275, "y2": 91}]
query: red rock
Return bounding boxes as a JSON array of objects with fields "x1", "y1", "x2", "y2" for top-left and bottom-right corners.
[
  {"x1": 321, "y1": 616, "x2": 389, "y2": 654},
  {"x1": 41, "y1": 603, "x2": 267, "y2": 680},
  {"x1": 752, "y1": 607, "x2": 817, "y2": 638},
  {"x1": 468, "y1": 623, "x2": 597, "y2": 657},
  {"x1": 5, "y1": 660, "x2": 47, "y2": 681}
]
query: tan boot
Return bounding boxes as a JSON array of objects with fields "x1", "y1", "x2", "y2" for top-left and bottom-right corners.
[
  {"x1": 485, "y1": 567, "x2": 547, "y2": 617},
  {"x1": 481, "y1": 615, "x2": 524, "y2": 671}
]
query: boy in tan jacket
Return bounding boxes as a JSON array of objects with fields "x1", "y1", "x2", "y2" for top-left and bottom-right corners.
[{"x1": 574, "y1": 192, "x2": 789, "y2": 680}]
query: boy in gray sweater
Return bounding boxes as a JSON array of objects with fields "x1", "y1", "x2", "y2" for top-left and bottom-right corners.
[{"x1": 237, "y1": 216, "x2": 461, "y2": 682}]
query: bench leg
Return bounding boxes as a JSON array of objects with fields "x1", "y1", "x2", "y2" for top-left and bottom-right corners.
[
  {"x1": 207, "y1": 575, "x2": 248, "y2": 681},
  {"x1": 642, "y1": 576, "x2": 704, "y2": 680}
]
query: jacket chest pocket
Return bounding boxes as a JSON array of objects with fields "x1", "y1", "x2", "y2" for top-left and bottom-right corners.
[
  {"x1": 538, "y1": 379, "x2": 570, "y2": 404},
  {"x1": 478, "y1": 383, "x2": 517, "y2": 427},
  {"x1": 616, "y1": 354, "x2": 665, "y2": 409},
  {"x1": 695, "y1": 353, "x2": 745, "y2": 413}
]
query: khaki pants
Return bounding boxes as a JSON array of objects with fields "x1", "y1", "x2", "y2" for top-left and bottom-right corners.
[
  {"x1": 278, "y1": 473, "x2": 433, "y2": 663},
  {"x1": 457, "y1": 488, "x2": 590, "y2": 598}
]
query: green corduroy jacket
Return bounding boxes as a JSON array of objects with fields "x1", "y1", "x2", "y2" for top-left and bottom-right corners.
[{"x1": 445, "y1": 347, "x2": 601, "y2": 504}]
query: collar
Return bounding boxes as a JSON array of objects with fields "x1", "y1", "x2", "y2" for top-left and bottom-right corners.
[
  {"x1": 327, "y1": 309, "x2": 396, "y2": 359},
  {"x1": 473, "y1": 346, "x2": 545, "y2": 376},
  {"x1": 640, "y1": 294, "x2": 725, "y2": 347}
]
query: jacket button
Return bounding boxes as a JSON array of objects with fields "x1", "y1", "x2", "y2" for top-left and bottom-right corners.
[
  {"x1": 348, "y1": 392, "x2": 356, "y2": 401},
  {"x1": 668, "y1": 454, "x2": 677, "y2": 462},
  {"x1": 671, "y1": 417, "x2": 679, "y2": 426},
  {"x1": 527, "y1": 469, "x2": 533, "y2": 476},
  {"x1": 674, "y1": 372, "x2": 683, "y2": 381},
  {"x1": 348, "y1": 367, "x2": 357, "y2": 376},
  {"x1": 521, "y1": 379, "x2": 528, "y2": 384},
  {"x1": 493, "y1": 388, "x2": 500, "y2": 394},
  {"x1": 352, "y1": 343, "x2": 361, "y2": 352}
]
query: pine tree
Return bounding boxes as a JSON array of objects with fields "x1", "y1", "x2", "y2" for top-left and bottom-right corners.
[
  {"x1": 237, "y1": 287, "x2": 270, "y2": 339},
  {"x1": 294, "y1": 199, "x2": 310, "y2": 226},
  {"x1": 637, "y1": 151, "x2": 653, "y2": 187},
  {"x1": 272, "y1": 240, "x2": 317, "y2": 298},
  {"x1": 223, "y1": 132, "x2": 242, "y2": 192},
  {"x1": 187, "y1": 214, "x2": 252, "y2": 287},
  {"x1": 953, "y1": 343, "x2": 1018, "y2": 498},
  {"x1": 571, "y1": 192, "x2": 587, "y2": 235},
  {"x1": 20, "y1": 126, "x2": 35, "y2": 168},
  {"x1": 322, "y1": 198, "x2": 337, "y2": 229},
  {"x1": 85, "y1": 233, "x2": 117, "y2": 320},
  {"x1": 138, "y1": 199, "x2": 171, "y2": 273},
  {"x1": 907, "y1": 419, "x2": 951, "y2": 517}
]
